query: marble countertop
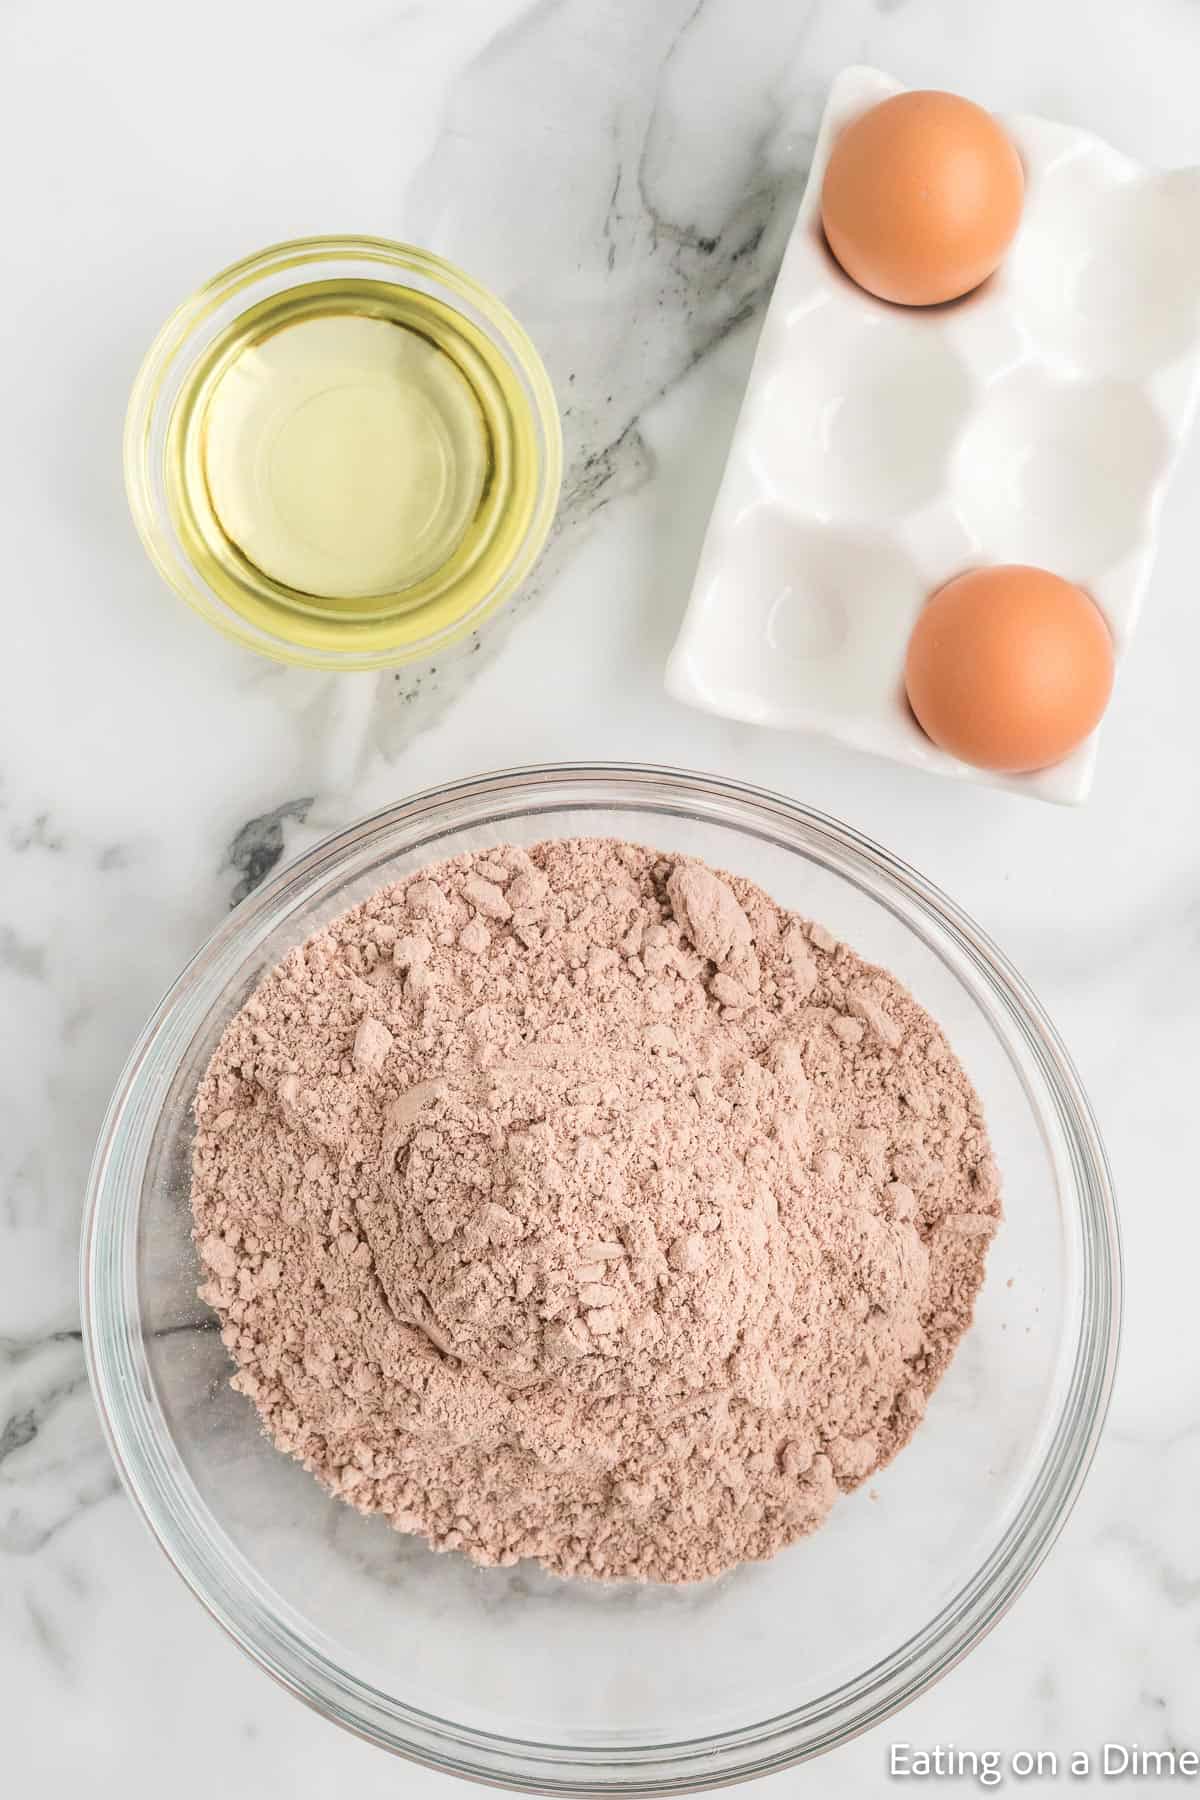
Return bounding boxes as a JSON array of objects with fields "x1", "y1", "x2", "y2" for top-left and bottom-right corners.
[{"x1": 3, "y1": 0, "x2": 1199, "y2": 1791}]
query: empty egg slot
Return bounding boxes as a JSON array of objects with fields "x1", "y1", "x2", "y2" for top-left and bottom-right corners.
[
  {"x1": 745, "y1": 309, "x2": 974, "y2": 525},
  {"x1": 949, "y1": 369, "x2": 1169, "y2": 589},
  {"x1": 681, "y1": 504, "x2": 924, "y2": 732},
  {"x1": 1007, "y1": 157, "x2": 1200, "y2": 380}
]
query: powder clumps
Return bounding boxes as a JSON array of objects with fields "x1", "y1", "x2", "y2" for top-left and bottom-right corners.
[{"x1": 191, "y1": 839, "x2": 999, "y2": 1583}]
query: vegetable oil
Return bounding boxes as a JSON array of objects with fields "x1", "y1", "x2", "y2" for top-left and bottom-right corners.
[{"x1": 162, "y1": 277, "x2": 548, "y2": 656}]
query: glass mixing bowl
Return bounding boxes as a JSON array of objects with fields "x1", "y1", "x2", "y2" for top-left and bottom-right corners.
[{"x1": 82, "y1": 765, "x2": 1120, "y2": 1792}]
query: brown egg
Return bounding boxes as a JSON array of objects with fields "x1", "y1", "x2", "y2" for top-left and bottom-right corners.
[
  {"x1": 821, "y1": 91, "x2": 1024, "y2": 306},
  {"x1": 904, "y1": 566, "x2": 1115, "y2": 773}
]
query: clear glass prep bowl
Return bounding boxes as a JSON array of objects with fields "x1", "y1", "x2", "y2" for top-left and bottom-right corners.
[
  {"x1": 124, "y1": 236, "x2": 562, "y2": 670},
  {"x1": 81, "y1": 765, "x2": 1120, "y2": 1792}
]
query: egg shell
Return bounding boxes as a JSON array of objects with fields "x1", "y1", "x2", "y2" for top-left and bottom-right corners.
[
  {"x1": 904, "y1": 566, "x2": 1115, "y2": 773},
  {"x1": 821, "y1": 90, "x2": 1025, "y2": 307}
]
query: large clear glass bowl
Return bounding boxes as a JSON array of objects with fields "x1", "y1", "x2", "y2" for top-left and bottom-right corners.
[{"x1": 81, "y1": 765, "x2": 1120, "y2": 1792}]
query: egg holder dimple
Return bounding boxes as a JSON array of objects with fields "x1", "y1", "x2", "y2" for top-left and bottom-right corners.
[{"x1": 665, "y1": 65, "x2": 1200, "y2": 804}]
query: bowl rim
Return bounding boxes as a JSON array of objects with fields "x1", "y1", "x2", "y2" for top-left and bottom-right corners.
[
  {"x1": 81, "y1": 762, "x2": 1121, "y2": 1793},
  {"x1": 122, "y1": 234, "x2": 563, "y2": 671}
]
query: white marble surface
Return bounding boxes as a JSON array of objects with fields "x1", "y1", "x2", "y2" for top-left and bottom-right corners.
[{"x1": 2, "y1": 0, "x2": 1199, "y2": 1792}]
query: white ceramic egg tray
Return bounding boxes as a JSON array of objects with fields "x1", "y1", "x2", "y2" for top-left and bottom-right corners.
[{"x1": 666, "y1": 66, "x2": 1200, "y2": 803}]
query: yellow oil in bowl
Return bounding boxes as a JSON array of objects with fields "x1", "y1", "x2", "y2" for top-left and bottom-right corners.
[{"x1": 126, "y1": 241, "x2": 561, "y2": 668}]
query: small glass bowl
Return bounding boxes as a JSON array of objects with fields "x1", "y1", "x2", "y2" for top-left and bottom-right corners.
[
  {"x1": 82, "y1": 765, "x2": 1120, "y2": 1792},
  {"x1": 124, "y1": 237, "x2": 562, "y2": 670}
]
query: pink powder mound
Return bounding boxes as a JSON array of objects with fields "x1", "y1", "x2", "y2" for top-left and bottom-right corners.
[{"x1": 191, "y1": 839, "x2": 999, "y2": 1584}]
